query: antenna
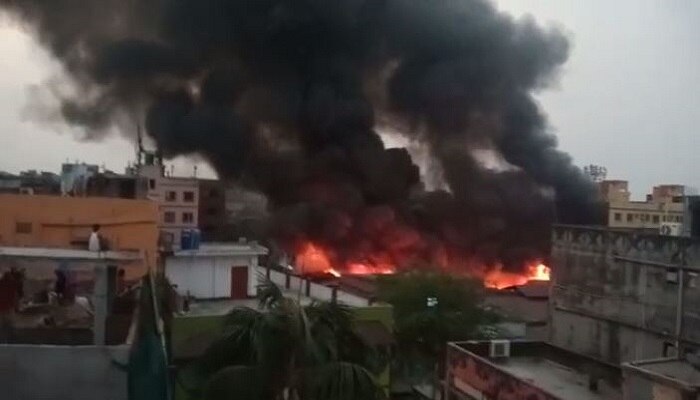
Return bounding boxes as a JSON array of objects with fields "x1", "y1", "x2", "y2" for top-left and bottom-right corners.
[
  {"x1": 136, "y1": 119, "x2": 144, "y2": 167},
  {"x1": 193, "y1": 165, "x2": 198, "y2": 178}
]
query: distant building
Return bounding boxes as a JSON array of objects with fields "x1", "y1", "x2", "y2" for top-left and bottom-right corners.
[
  {"x1": 483, "y1": 281, "x2": 550, "y2": 341},
  {"x1": 197, "y1": 179, "x2": 227, "y2": 241},
  {"x1": 0, "y1": 170, "x2": 60, "y2": 195},
  {"x1": 599, "y1": 181, "x2": 692, "y2": 233},
  {"x1": 0, "y1": 194, "x2": 159, "y2": 278},
  {"x1": 135, "y1": 152, "x2": 199, "y2": 248},
  {"x1": 550, "y1": 225, "x2": 700, "y2": 366}
]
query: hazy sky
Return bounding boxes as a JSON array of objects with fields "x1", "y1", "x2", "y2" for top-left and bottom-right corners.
[{"x1": 0, "y1": 1, "x2": 698, "y2": 198}]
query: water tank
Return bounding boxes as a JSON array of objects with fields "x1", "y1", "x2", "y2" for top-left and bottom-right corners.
[
  {"x1": 191, "y1": 229, "x2": 201, "y2": 250},
  {"x1": 180, "y1": 229, "x2": 193, "y2": 250}
]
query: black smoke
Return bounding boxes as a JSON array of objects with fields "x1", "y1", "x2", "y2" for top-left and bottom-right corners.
[{"x1": 1, "y1": 0, "x2": 601, "y2": 271}]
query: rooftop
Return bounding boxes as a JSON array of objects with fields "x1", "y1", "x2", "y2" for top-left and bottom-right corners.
[
  {"x1": 624, "y1": 358, "x2": 700, "y2": 389},
  {"x1": 449, "y1": 341, "x2": 622, "y2": 400},
  {"x1": 0, "y1": 246, "x2": 142, "y2": 263},
  {"x1": 172, "y1": 242, "x2": 268, "y2": 258}
]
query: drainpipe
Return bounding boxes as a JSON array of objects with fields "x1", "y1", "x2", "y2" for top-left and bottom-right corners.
[{"x1": 675, "y1": 266, "x2": 685, "y2": 357}]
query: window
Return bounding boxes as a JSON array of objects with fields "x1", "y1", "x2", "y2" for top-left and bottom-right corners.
[
  {"x1": 163, "y1": 212, "x2": 176, "y2": 223},
  {"x1": 614, "y1": 213, "x2": 622, "y2": 222},
  {"x1": 653, "y1": 215, "x2": 660, "y2": 224},
  {"x1": 209, "y1": 188, "x2": 219, "y2": 198},
  {"x1": 15, "y1": 222, "x2": 32, "y2": 234},
  {"x1": 183, "y1": 191, "x2": 195, "y2": 202},
  {"x1": 626, "y1": 214, "x2": 633, "y2": 222},
  {"x1": 166, "y1": 191, "x2": 177, "y2": 202},
  {"x1": 149, "y1": 179, "x2": 156, "y2": 190},
  {"x1": 182, "y1": 212, "x2": 194, "y2": 224},
  {"x1": 207, "y1": 207, "x2": 218, "y2": 216}
]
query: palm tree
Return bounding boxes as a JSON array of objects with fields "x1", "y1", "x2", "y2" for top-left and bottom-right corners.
[{"x1": 178, "y1": 280, "x2": 384, "y2": 400}]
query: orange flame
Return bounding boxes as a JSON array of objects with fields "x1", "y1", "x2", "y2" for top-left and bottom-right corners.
[
  {"x1": 484, "y1": 262, "x2": 551, "y2": 290},
  {"x1": 296, "y1": 242, "x2": 332, "y2": 273},
  {"x1": 327, "y1": 268, "x2": 342, "y2": 278}
]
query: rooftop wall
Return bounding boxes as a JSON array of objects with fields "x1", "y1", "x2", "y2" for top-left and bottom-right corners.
[
  {"x1": 550, "y1": 225, "x2": 700, "y2": 364},
  {"x1": 0, "y1": 344, "x2": 128, "y2": 400}
]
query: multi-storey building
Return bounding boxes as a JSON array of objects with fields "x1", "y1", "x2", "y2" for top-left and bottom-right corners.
[{"x1": 135, "y1": 152, "x2": 199, "y2": 248}]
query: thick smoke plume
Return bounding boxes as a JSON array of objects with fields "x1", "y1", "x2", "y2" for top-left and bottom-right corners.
[{"x1": 1, "y1": 0, "x2": 600, "y2": 272}]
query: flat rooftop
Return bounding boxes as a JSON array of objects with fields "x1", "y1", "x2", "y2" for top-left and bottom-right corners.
[
  {"x1": 451, "y1": 341, "x2": 622, "y2": 400},
  {"x1": 172, "y1": 242, "x2": 268, "y2": 258},
  {"x1": 0, "y1": 246, "x2": 142, "y2": 262},
  {"x1": 626, "y1": 358, "x2": 700, "y2": 388},
  {"x1": 496, "y1": 357, "x2": 620, "y2": 400}
]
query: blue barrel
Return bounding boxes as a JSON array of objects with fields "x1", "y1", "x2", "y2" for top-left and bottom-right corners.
[
  {"x1": 180, "y1": 229, "x2": 193, "y2": 250},
  {"x1": 191, "y1": 229, "x2": 201, "y2": 250}
]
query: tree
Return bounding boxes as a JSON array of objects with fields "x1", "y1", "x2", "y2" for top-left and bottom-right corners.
[
  {"x1": 376, "y1": 270, "x2": 496, "y2": 384},
  {"x1": 178, "y1": 280, "x2": 384, "y2": 400}
]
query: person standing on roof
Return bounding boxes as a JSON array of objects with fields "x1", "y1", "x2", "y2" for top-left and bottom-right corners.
[{"x1": 89, "y1": 224, "x2": 102, "y2": 252}]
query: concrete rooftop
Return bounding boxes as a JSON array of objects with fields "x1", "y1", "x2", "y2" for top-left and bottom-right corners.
[
  {"x1": 495, "y1": 357, "x2": 621, "y2": 400},
  {"x1": 0, "y1": 246, "x2": 142, "y2": 263},
  {"x1": 172, "y1": 242, "x2": 268, "y2": 258},
  {"x1": 627, "y1": 358, "x2": 700, "y2": 387}
]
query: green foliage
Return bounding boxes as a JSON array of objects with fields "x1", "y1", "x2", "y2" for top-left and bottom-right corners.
[
  {"x1": 376, "y1": 270, "x2": 496, "y2": 378},
  {"x1": 178, "y1": 279, "x2": 384, "y2": 400}
]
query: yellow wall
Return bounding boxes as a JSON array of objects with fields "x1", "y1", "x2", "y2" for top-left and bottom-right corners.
[{"x1": 0, "y1": 194, "x2": 159, "y2": 277}]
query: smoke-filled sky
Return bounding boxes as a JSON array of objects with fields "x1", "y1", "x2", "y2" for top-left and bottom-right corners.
[{"x1": 0, "y1": 0, "x2": 698, "y2": 198}]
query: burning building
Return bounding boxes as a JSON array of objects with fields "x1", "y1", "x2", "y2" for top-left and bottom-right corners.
[{"x1": 1, "y1": 0, "x2": 600, "y2": 279}]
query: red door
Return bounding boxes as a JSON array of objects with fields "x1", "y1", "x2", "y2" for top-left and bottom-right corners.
[{"x1": 231, "y1": 266, "x2": 248, "y2": 299}]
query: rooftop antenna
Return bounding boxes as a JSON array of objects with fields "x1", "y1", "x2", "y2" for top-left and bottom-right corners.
[
  {"x1": 193, "y1": 165, "x2": 198, "y2": 178},
  {"x1": 136, "y1": 119, "x2": 144, "y2": 168}
]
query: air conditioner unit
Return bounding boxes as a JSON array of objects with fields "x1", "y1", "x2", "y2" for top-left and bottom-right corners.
[
  {"x1": 489, "y1": 340, "x2": 511, "y2": 358},
  {"x1": 659, "y1": 222, "x2": 683, "y2": 237}
]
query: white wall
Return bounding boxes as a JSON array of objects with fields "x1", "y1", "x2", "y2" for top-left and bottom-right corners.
[{"x1": 166, "y1": 255, "x2": 258, "y2": 299}]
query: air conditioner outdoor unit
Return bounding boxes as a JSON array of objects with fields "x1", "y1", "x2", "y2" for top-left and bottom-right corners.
[
  {"x1": 660, "y1": 222, "x2": 683, "y2": 237},
  {"x1": 489, "y1": 340, "x2": 511, "y2": 358}
]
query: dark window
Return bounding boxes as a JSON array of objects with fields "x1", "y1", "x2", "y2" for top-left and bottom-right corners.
[
  {"x1": 166, "y1": 191, "x2": 177, "y2": 201},
  {"x1": 614, "y1": 213, "x2": 622, "y2": 222},
  {"x1": 15, "y1": 222, "x2": 32, "y2": 234},
  {"x1": 163, "y1": 212, "x2": 176, "y2": 223},
  {"x1": 653, "y1": 215, "x2": 660, "y2": 224},
  {"x1": 209, "y1": 188, "x2": 219, "y2": 198},
  {"x1": 626, "y1": 214, "x2": 633, "y2": 222},
  {"x1": 182, "y1": 212, "x2": 194, "y2": 224},
  {"x1": 184, "y1": 191, "x2": 195, "y2": 202},
  {"x1": 207, "y1": 207, "x2": 218, "y2": 216},
  {"x1": 149, "y1": 179, "x2": 156, "y2": 190}
]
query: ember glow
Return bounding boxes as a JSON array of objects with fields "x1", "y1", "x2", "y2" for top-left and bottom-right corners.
[
  {"x1": 296, "y1": 240, "x2": 550, "y2": 288},
  {"x1": 484, "y1": 262, "x2": 551, "y2": 290}
]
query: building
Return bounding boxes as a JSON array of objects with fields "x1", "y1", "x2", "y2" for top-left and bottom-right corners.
[
  {"x1": 165, "y1": 241, "x2": 268, "y2": 300},
  {"x1": 623, "y1": 357, "x2": 700, "y2": 400},
  {"x1": 197, "y1": 179, "x2": 227, "y2": 241},
  {"x1": 0, "y1": 169, "x2": 60, "y2": 195},
  {"x1": 599, "y1": 181, "x2": 689, "y2": 232},
  {"x1": 549, "y1": 225, "x2": 700, "y2": 366},
  {"x1": 0, "y1": 245, "x2": 143, "y2": 400},
  {"x1": 444, "y1": 340, "x2": 622, "y2": 400},
  {"x1": 135, "y1": 152, "x2": 199, "y2": 248},
  {"x1": 0, "y1": 194, "x2": 159, "y2": 278},
  {"x1": 483, "y1": 281, "x2": 550, "y2": 340}
]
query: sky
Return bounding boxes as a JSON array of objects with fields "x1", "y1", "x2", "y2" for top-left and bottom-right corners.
[{"x1": 0, "y1": 1, "x2": 698, "y2": 199}]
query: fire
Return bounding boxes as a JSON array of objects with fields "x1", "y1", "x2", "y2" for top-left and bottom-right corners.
[
  {"x1": 327, "y1": 268, "x2": 342, "y2": 278},
  {"x1": 296, "y1": 242, "x2": 332, "y2": 273},
  {"x1": 295, "y1": 241, "x2": 397, "y2": 276},
  {"x1": 484, "y1": 262, "x2": 551, "y2": 290}
]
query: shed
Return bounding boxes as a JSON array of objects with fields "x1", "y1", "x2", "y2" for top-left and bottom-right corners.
[{"x1": 165, "y1": 243, "x2": 268, "y2": 299}]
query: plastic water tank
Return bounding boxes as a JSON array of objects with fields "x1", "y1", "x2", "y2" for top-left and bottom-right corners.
[
  {"x1": 180, "y1": 229, "x2": 193, "y2": 250},
  {"x1": 191, "y1": 229, "x2": 201, "y2": 250}
]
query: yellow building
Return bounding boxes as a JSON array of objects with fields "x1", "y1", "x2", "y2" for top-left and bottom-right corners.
[
  {"x1": 599, "y1": 181, "x2": 686, "y2": 231},
  {"x1": 0, "y1": 194, "x2": 159, "y2": 277}
]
